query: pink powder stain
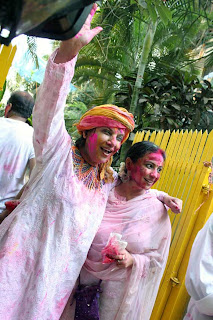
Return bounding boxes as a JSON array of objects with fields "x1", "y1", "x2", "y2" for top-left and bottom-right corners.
[
  {"x1": 3, "y1": 164, "x2": 15, "y2": 174},
  {"x1": 107, "y1": 128, "x2": 125, "y2": 150},
  {"x1": 73, "y1": 231, "x2": 83, "y2": 243},
  {"x1": 75, "y1": 33, "x2": 83, "y2": 39},
  {"x1": 114, "y1": 128, "x2": 125, "y2": 136},
  {"x1": 55, "y1": 292, "x2": 70, "y2": 314},
  {"x1": 41, "y1": 232, "x2": 47, "y2": 242},
  {"x1": 50, "y1": 220, "x2": 56, "y2": 226},
  {"x1": 64, "y1": 262, "x2": 69, "y2": 272},
  {"x1": 88, "y1": 132, "x2": 98, "y2": 153},
  {"x1": 3, "y1": 155, "x2": 21, "y2": 174},
  {"x1": 68, "y1": 230, "x2": 84, "y2": 246},
  {"x1": 145, "y1": 151, "x2": 164, "y2": 166},
  {"x1": 130, "y1": 151, "x2": 164, "y2": 190},
  {"x1": 40, "y1": 292, "x2": 48, "y2": 307},
  {"x1": 36, "y1": 269, "x2": 42, "y2": 277}
]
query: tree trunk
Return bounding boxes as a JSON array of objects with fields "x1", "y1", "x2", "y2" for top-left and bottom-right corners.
[
  {"x1": 130, "y1": 21, "x2": 157, "y2": 115},
  {"x1": 119, "y1": 21, "x2": 157, "y2": 162}
]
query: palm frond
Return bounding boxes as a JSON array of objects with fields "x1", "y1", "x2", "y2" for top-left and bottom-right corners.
[{"x1": 25, "y1": 36, "x2": 39, "y2": 69}]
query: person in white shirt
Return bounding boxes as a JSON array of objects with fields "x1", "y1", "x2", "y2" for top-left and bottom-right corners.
[
  {"x1": 0, "y1": 91, "x2": 35, "y2": 213},
  {"x1": 183, "y1": 213, "x2": 213, "y2": 320}
]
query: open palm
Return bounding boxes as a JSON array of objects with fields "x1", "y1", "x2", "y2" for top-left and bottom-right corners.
[{"x1": 75, "y1": 3, "x2": 103, "y2": 48}]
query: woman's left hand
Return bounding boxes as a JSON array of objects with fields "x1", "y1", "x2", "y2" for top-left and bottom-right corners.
[{"x1": 108, "y1": 249, "x2": 134, "y2": 268}]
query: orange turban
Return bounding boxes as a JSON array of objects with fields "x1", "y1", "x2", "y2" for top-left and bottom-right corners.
[{"x1": 75, "y1": 104, "x2": 134, "y2": 143}]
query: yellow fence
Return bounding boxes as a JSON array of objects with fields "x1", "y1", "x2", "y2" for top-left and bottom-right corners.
[
  {"x1": 0, "y1": 44, "x2": 17, "y2": 91},
  {"x1": 133, "y1": 129, "x2": 213, "y2": 320}
]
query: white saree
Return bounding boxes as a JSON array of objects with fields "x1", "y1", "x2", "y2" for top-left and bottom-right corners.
[{"x1": 73, "y1": 188, "x2": 171, "y2": 320}]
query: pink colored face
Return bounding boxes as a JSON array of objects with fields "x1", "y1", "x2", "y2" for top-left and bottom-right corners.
[
  {"x1": 85, "y1": 127, "x2": 125, "y2": 165},
  {"x1": 129, "y1": 152, "x2": 164, "y2": 190}
]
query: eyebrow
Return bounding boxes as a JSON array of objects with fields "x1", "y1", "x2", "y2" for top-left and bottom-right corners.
[
  {"x1": 117, "y1": 129, "x2": 125, "y2": 135},
  {"x1": 145, "y1": 160, "x2": 163, "y2": 167},
  {"x1": 104, "y1": 128, "x2": 125, "y2": 136}
]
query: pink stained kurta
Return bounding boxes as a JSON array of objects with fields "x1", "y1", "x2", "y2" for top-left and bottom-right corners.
[
  {"x1": 0, "y1": 51, "x2": 116, "y2": 320},
  {"x1": 64, "y1": 188, "x2": 171, "y2": 320},
  {"x1": 183, "y1": 213, "x2": 213, "y2": 320}
]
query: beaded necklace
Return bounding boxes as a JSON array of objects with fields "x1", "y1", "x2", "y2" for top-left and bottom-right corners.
[{"x1": 72, "y1": 146, "x2": 103, "y2": 190}]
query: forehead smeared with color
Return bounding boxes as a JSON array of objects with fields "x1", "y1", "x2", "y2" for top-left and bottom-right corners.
[{"x1": 143, "y1": 151, "x2": 164, "y2": 165}]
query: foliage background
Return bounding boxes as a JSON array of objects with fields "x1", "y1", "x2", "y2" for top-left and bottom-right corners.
[{"x1": 1, "y1": 0, "x2": 213, "y2": 143}]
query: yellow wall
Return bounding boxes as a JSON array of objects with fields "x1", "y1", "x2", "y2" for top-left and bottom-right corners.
[
  {"x1": 0, "y1": 44, "x2": 17, "y2": 91},
  {"x1": 133, "y1": 129, "x2": 213, "y2": 319}
]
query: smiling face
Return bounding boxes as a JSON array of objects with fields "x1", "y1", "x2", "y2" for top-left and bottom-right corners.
[
  {"x1": 83, "y1": 127, "x2": 125, "y2": 165},
  {"x1": 127, "y1": 151, "x2": 164, "y2": 190}
]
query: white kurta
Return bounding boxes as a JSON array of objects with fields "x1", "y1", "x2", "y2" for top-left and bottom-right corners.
[
  {"x1": 0, "y1": 117, "x2": 34, "y2": 212},
  {"x1": 183, "y1": 213, "x2": 213, "y2": 320},
  {"x1": 0, "y1": 52, "x2": 115, "y2": 320}
]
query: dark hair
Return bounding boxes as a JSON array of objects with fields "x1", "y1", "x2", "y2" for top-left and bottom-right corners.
[
  {"x1": 75, "y1": 129, "x2": 96, "y2": 149},
  {"x1": 7, "y1": 91, "x2": 34, "y2": 119},
  {"x1": 75, "y1": 136, "x2": 86, "y2": 149},
  {"x1": 125, "y1": 141, "x2": 166, "y2": 163}
]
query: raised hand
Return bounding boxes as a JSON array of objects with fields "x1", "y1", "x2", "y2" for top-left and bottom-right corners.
[
  {"x1": 74, "y1": 3, "x2": 103, "y2": 48},
  {"x1": 55, "y1": 3, "x2": 102, "y2": 63}
]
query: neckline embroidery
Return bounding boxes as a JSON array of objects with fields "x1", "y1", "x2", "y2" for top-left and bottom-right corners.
[{"x1": 72, "y1": 146, "x2": 103, "y2": 190}]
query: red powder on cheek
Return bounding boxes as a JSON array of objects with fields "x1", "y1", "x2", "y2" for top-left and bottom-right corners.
[{"x1": 87, "y1": 133, "x2": 98, "y2": 153}]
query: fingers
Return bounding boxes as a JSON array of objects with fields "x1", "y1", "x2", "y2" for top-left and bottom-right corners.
[
  {"x1": 173, "y1": 199, "x2": 182, "y2": 212},
  {"x1": 116, "y1": 254, "x2": 126, "y2": 263},
  {"x1": 116, "y1": 254, "x2": 126, "y2": 267},
  {"x1": 90, "y1": 3, "x2": 98, "y2": 22},
  {"x1": 107, "y1": 253, "x2": 126, "y2": 266},
  {"x1": 85, "y1": 3, "x2": 98, "y2": 27},
  {"x1": 88, "y1": 26, "x2": 103, "y2": 41}
]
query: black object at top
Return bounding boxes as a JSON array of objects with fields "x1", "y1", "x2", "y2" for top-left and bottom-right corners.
[{"x1": 0, "y1": 0, "x2": 96, "y2": 45}]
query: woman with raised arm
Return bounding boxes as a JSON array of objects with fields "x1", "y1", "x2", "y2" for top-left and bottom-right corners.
[
  {"x1": 0, "y1": 5, "x2": 181, "y2": 320},
  {"x1": 0, "y1": 5, "x2": 133, "y2": 320}
]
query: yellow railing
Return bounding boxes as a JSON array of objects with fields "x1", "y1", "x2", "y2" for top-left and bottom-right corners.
[
  {"x1": 133, "y1": 129, "x2": 213, "y2": 320},
  {"x1": 0, "y1": 44, "x2": 17, "y2": 91}
]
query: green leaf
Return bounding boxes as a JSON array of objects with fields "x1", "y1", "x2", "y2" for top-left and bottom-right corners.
[
  {"x1": 146, "y1": 0, "x2": 158, "y2": 23},
  {"x1": 203, "y1": 97, "x2": 209, "y2": 104},
  {"x1": 155, "y1": 1, "x2": 172, "y2": 26},
  {"x1": 139, "y1": 98, "x2": 148, "y2": 103},
  {"x1": 167, "y1": 117, "x2": 174, "y2": 125},
  {"x1": 171, "y1": 104, "x2": 181, "y2": 110},
  {"x1": 138, "y1": 0, "x2": 147, "y2": 8}
]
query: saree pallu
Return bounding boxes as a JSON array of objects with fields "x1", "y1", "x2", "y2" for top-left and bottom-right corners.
[{"x1": 80, "y1": 188, "x2": 171, "y2": 320}]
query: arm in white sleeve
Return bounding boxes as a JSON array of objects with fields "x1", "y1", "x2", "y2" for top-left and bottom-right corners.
[{"x1": 32, "y1": 50, "x2": 77, "y2": 161}]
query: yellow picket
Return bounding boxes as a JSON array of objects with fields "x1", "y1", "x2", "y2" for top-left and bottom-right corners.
[
  {"x1": 132, "y1": 129, "x2": 213, "y2": 320},
  {"x1": 0, "y1": 44, "x2": 17, "y2": 90}
]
